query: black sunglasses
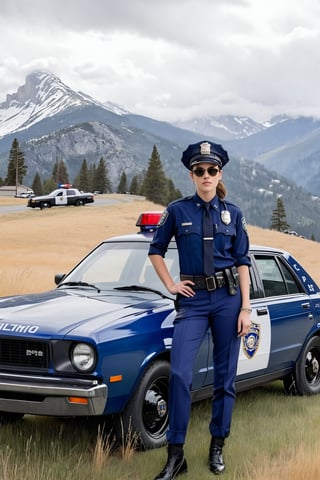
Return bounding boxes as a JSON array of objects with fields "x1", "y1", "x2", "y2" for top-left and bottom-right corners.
[{"x1": 192, "y1": 167, "x2": 220, "y2": 177}]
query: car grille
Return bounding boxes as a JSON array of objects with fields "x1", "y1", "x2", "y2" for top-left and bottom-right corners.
[{"x1": 0, "y1": 339, "x2": 49, "y2": 369}]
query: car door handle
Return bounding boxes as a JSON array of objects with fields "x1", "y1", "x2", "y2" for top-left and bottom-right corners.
[
  {"x1": 256, "y1": 307, "x2": 268, "y2": 316},
  {"x1": 301, "y1": 302, "x2": 311, "y2": 309}
]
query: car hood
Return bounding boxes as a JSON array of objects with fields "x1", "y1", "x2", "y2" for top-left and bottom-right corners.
[{"x1": 0, "y1": 289, "x2": 170, "y2": 340}]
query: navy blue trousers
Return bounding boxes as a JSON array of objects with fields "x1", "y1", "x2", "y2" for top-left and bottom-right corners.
[{"x1": 166, "y1": 285, "x2": 241, "y2": 445}]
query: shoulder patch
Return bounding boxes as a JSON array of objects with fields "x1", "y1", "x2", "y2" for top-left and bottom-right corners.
[
  {"x1": 158, "y1": 209, "x2": 169, "y2": 227},
  {"x1": 241, "y1": 216, "x2": 248, "y2": 233}
]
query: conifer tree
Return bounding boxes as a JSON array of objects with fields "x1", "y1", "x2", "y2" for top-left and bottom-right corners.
[
  {"x1": 129, "y1": 175, "x2": 140, "y2": 195},
  {"x1": 52, "y1": 159, "x2": 69, "y2": 185},
  {"x1": 78, "y1": 159, "x2": 90, "y2": 192},
  {"x1": 5, "y1": 138, "x2": 27, "y2": 185},
  {"x1": 117, "y1": 171, "x2": 128, "y2": 193},
  {"x1": 31, "y1": 172, "x2": 43, "y2": 195},
  {"x1": 94, "y1": 157, "x2": 112, "y2": 193},
  {"x1": 141, "y1": 145, "x2": 168, "y2": 205},
  {"x1": 43, "y1": 178, "x2": 57, "y2": 194},
  {"x1": 270, "y1": 196, "x2": 290, "y2": 231},
  {"x1": 166, "y1": 178, "x2": 182, "y2": 203}
]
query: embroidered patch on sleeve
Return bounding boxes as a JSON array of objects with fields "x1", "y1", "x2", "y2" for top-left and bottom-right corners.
[
  {"x1": 158, "y1": 210, "x2": 169, "y2": 227},
  {"x1": 241, "y1": 216, "x2": 248, "y2": 233}
]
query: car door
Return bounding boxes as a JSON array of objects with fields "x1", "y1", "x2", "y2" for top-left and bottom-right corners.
[
  {"x1": 250, "y1": 253, "x2": 314, "y2": 373},
  {"x1": 54, "y1": 191, "x2": 68, "y2": 205}
]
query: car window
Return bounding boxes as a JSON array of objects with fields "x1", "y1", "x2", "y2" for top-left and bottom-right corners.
[
  {"x1": 254, "y1": 255, "x2": 302, "y2": 297},
  {"x1": 65, "y1": 242, "x2": 179, "y2": 293}
]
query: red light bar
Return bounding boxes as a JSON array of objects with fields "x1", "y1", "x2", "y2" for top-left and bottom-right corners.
[{"x1": 136, "y1": 211, "x2": 163, "y2": 230}]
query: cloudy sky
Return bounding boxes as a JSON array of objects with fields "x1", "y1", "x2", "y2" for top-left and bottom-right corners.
[{"x1": 1, "y1": 0, "x2": 320, "y2": 123}]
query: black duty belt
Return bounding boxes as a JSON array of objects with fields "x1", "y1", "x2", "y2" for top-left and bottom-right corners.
[{"x1": 180, "y1": 266, "x2": 239, "y2": 293}]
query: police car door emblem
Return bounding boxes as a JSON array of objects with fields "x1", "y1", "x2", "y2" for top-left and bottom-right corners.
[
  {"x1": 243, "y1": 323, "x2": 260, "y2": 359},
  {"x1": 221, "y1": 210, "x2": 231, "y2": 225}
]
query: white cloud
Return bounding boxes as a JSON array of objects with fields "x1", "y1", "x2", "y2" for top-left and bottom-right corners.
[{"x1": 0, "y1": 0, "x2": 320, "y2": 122}]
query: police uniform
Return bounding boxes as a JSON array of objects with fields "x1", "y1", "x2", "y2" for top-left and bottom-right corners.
[{"x1": 149, "y1": 141, "x2": 251, "y2": 479}]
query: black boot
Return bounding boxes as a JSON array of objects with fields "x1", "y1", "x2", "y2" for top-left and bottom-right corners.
[
  {"x1": 154, "y1": 444, "x2": 188, "y2": 480},
  {"x1": 209, "y1": 437, "x2": 225, "y2": 475}
]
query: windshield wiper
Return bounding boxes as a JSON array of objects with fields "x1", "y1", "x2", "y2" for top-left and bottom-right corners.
[
  {"x1": 114, "y1": 285, "x2": 171, "y2": 299},
  {"x1": 57, "y1": 281, "x2": 100, "y2": 293}
]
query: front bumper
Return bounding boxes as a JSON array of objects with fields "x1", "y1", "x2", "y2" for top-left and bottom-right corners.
[{"x1": 0, "y1": 373, "x2": 107, "y2": 416}]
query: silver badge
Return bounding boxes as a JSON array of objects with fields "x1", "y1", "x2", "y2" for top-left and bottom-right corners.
[
  {"x1": 221, "y1": 210, "x2": 231, "y2": 225},
  {"x1": 200, "y1": 142, "x2": 211, "y2": 155}
]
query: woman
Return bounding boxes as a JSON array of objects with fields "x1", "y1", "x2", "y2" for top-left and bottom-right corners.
[{"x1": 148, "y1": 141, "x2": 251, "y2": 478}]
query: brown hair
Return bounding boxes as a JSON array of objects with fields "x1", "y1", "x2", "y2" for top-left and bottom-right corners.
[{"x1": 217, "y1": 180, "x2": 227, "y2": 199}]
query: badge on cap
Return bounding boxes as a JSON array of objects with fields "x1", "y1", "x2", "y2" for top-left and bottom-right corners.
[
  {"x1": 221, "y1": 210, "x2": 231, "y2": 225},
  {"x1": 200, "y1": 142, "x2": 211, "y2": 156}
]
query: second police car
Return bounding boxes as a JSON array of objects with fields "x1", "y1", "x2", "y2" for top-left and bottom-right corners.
[{"x1": 0, "y1": 212, "x2": 320, "y2": 449}]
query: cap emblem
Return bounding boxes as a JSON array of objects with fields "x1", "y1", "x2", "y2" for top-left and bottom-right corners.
[{"x1": 200, "y1": 142, "x2": 211, "y2": 156}]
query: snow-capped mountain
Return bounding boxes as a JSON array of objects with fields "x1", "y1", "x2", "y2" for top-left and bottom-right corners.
[
  {"x1": 174, "y1": 115, "x2": 268, "y2": 140},
  {"x1": 0, "y1": 71, "x2": 128, "y2": 138}
]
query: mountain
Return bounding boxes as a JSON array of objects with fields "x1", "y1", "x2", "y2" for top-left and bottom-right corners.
[
  {"x1": 1, "y1": 71, "x2": 320, "y2": 240},
  {"x1": 174, "y1": 115, "x2": 268, "y2": 140},
  {"x1": 0, "y1": 70, "x2": 129, "y2": 138},
  {"x1": 223, "y1": 117, "x2": 320, "y2": 195}
]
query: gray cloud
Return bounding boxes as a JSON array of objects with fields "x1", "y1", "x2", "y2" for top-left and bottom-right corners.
[{"x1": 0, "y1": 0, "x2": 320, "y2": 122}]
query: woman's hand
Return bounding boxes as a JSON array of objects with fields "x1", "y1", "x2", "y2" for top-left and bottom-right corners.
[
  {"x1": 168, "y1": 280, "x2": 195, "y2": 297},
  {"x1": 237, "y1": 310, "x2": 251, "y2": 337}
]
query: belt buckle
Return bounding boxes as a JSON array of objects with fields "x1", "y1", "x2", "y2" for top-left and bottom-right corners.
[{"x1": 205, "y1": 276, "x2": 216, "y2": 291}]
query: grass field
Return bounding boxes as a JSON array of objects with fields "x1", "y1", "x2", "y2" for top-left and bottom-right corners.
[{"x1": 1, "y1": 194, "x2": 320, "y2": 479}]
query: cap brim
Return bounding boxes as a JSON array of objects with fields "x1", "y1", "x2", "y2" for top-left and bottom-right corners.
[{"x1": 189, "y1": 155, "x2": 222, "y2": 168}]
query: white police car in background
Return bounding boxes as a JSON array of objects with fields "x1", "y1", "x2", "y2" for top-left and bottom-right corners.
[{"x1": 0, "y1": 212, "x2": 319, "y2": 449}]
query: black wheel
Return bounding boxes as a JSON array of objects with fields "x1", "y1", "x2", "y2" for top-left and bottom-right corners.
[
  {"x1": 40, "y1": 201, "x2": 51, "y2": 209},
  {"x1": 75, "y1": 199, "x2": 84, "y2": 206},
  {"x1": 284, "y1": 336, "x2": 320, "y2": 395},
  {"x1": 0, "y1": 413, "x2": 24, "y2": 425},
  {"x1": 114, "y1": 360, "x2": 170, "y2": 450}
]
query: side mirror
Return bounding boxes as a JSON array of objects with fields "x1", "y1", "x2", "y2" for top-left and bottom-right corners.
[{"x1": 54, "y1": 273, "x2": 65, "y2": 285}]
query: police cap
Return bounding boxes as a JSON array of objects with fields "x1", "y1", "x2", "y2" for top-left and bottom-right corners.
[{"x1": 181, "y1": 140, "x2": 229, "y2": 170}]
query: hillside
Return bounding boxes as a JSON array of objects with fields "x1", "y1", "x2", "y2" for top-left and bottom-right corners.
[{"x1": 1, "y1": 196, "x2": 319, "y2": 296}]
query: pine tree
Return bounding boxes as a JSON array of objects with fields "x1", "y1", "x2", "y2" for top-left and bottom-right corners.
[
  {"x1": 5, "y1": 138, "x2": 27, "y2": 185},
  {"x1": 270, "y1": 196, "x2": 290, "y2": 231},
  {"x1": 52, "y1": 159, "x2": 69, "y2": 185},
  {"x1": 31, "y1": 172, "x2": 43, "y2": 195},
  {"x1": 129, "y1": 175, "x2": 140, "y2": 195},
  {"x1": 94, "y1": 157, "x2": 112, "y2": 193},
  {"x1": 117, "y1": 171, "x2": 128, "y2": 193},
  {"x1": 166, "y1": 178, "x2": 182, "y2": 203},
  {"x1": 78, "y1": 159, "x2": 90, "y2": 192},
  {"x1": 141, "y1": 145, "x2": 168, "y2": 205},
  {"x1": 43, "y1": 178, "x2": 57, "y2": 194}
]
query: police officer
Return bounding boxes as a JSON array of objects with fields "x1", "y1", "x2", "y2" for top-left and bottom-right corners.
[{"x1": 148, "y1": 141, "x2": 251, "y2": 478}]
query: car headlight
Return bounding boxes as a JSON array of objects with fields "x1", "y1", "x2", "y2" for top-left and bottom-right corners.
[{"x1": 71, "y1": 343, "x2": 96, "y2": 372}]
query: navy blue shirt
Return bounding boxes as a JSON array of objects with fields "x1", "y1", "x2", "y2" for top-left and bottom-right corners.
[{"x1": 148, "y1": 193, "x2": 251, "y2": 275}]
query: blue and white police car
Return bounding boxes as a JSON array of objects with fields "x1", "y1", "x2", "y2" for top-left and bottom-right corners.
[{"x1": 0, "y1": 212, "x2": 320, "y2": 449}]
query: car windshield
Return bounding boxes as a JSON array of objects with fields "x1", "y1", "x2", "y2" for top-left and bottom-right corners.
[{"x1": 58, "y1": 241, "x2": 179, "y2": 296}]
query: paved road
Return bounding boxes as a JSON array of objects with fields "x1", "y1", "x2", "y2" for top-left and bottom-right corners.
[{"x1": 0, "y1": 195, "x2": 143, "y2": 215}]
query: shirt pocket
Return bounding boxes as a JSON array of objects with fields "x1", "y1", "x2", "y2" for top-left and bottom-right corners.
[
  {"x1": 176, "y1": 224, "x2": 202, "y2": 259},
  {"x1": 215, "y1": 224, "x2": 236, "y2": 252},
  {"x1": 176, "y1": 224, "x2": 201, "y2": 238}
]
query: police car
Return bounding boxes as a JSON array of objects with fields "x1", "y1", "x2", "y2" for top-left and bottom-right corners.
[
  {"x1": 27, "y1": 184, "x2": 94, "y2": 209},
  {"x1": 0, "y1": 212, "x2": 320, "y2": 450}
]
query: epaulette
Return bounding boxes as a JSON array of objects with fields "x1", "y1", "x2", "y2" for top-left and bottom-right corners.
[{"x1": 168, "y1": 195, "x2": 193, "y2": 207}]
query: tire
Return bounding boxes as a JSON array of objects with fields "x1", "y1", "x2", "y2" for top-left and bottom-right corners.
[
  {"x1": 114, "y1": 360, "x2": 170, "y2": 450},
  {"x1": 75, "y1": 199, "x2": 84, "y2": 206},
  {"x1": 40, "y1": 201, "x2": 51, "y2": 209},
  {"x1": 284, "y1": 336, "x2": 320, "y2": 395}
]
